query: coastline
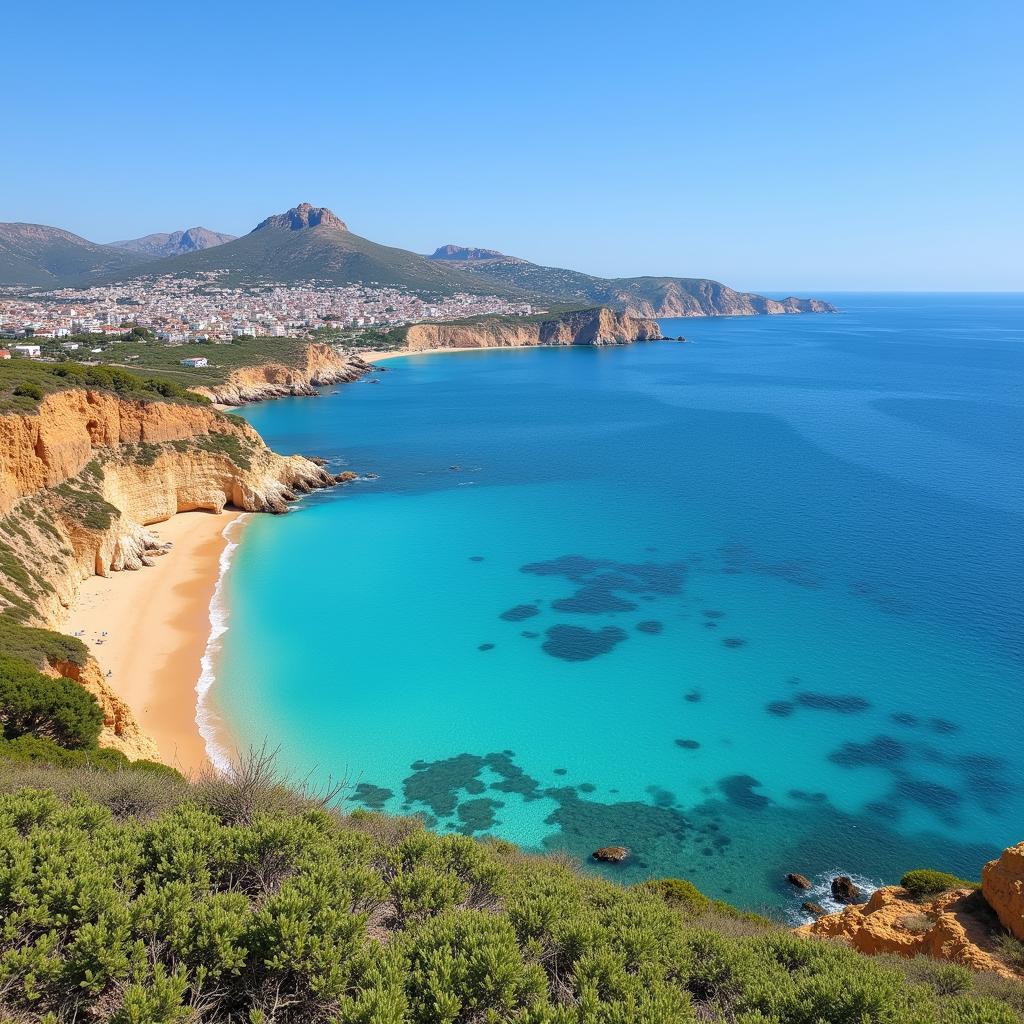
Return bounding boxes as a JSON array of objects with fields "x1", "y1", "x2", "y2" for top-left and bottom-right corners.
[{"x1": 63, "y1": 510, "x2": 243, "y2": 776}]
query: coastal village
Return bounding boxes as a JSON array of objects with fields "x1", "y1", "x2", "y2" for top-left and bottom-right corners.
[{"x1": 0, "y1": 272, "x2": 535, "y2": 355}]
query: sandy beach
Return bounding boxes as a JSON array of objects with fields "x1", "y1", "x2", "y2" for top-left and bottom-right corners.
[{"x1": 63, "y1": 510, "x2": 243, "y2": 776}]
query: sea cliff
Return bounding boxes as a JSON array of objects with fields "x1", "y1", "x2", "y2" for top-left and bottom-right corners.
[
  {"x1": 403, "y1": 307, "x2": 662, "y2": 351},
  {"x1": 612, "y1": 281, "x2": 836, "y2": 319},
  {"x1": 193, "y1": 343, "x2": 372, "y2": 405},
  {"x1": 0, "y1": 389, "x2": 350, "y2": 756}
]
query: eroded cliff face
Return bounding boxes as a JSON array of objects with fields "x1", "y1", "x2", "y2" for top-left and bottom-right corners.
[
  {"x1": 194, "y1": 344, "x2": 371, "y2": 405},
  {"x1": 0, "y1": 388, "x2": 350, "y2": 758},
  {"x1": 797, "y1": 881, "x2": 1022, "y2": 980},
  {"x1": 983, "y1": 843, "x2": 1024, "y2": 940},
  {"x1": 403, "y1": 307, "x2": 662, "y2": 352}
]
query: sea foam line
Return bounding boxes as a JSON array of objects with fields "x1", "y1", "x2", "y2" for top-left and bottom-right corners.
[{"x1": 196, "y1": 513, "x2": 248, "y2": 775}]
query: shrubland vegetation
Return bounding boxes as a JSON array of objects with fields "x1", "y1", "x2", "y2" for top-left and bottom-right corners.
[
  {"x1": 0, "y1": 751, "x2": 1021, "y2": 1023},
  {"x1": 902, "y1": 870, "x2": 981, "y2": 899},
  {"x1": 0, "y1": 358, "x2": 211, "y2": 412}
]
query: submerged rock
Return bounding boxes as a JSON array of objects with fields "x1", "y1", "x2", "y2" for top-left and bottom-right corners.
[
  {"x1": 592, "y1": 846, "x2": 630, "y2": 863},
  {"x1": 787, "y1": 872, "x2": 813, "y2": 890},
  {"x1": 802, "y1": 901, "x2": 827, "y2": 917}
]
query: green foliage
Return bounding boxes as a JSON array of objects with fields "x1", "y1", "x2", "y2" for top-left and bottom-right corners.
[
  {"x1": 902, "y1": 869, "x2": 980, "y2": 898},
  {"x1": 0, "y1": 654, "x2": 103, "y2": 748},
  {"x1": 0, "y1": 620, "x2": 87, "y2": 669},
  {"x1": 12, "y1": 381, "x2": 44, "y2": 400},
  {"x1": 994, "y1": 932, "x2": 1024, "y2": 971},
  {"x1": 0, "y1": 778, "x2": 1018, "y2": 1023}
]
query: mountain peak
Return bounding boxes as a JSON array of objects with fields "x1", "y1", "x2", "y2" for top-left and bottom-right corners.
[
  {"x1": 253, "y1": 203, "x2": 347, "y2": 233},
  {"x1": 429, "y1": 244, "x2": 505, "y2": 261}
]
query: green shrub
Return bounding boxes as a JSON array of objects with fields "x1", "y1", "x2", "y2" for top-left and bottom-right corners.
[
  {"x1": 994, "y1": 932, "x2": 1024, "y2": 971},
  {"x1": 13, "y1": 382, "x2": 44, "y2": 400},
  {"x1": 901, "y1": 869, "x2": 979, "y2": 898},
  {"x1": 0, "y1": 654, "x2": 104, "y2": 748}
]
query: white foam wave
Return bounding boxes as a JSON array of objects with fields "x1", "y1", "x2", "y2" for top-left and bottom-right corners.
[
  {"x1": 784, "y1": 869, "x2": 883, "y2": 926},
  {"x1": 195, "y1": 514, "x2": 248, "y2": 776}
]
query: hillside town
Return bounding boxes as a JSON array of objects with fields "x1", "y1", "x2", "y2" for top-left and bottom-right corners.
[{"x1": 0, "y1": 272, "x2": 535, "y2": 349}]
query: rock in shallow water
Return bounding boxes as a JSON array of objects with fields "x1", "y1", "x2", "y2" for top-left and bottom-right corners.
[{"x1": 592, "y1": 845, "x2": 630, "y2": 863}]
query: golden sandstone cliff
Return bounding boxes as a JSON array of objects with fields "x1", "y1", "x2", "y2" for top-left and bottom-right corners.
[
  {"x1": 403, "y1": 307, "x2": 662, "y2": 352},
  {"x1": 797, "y1": 847, "x2": 1024, "y2": 980},
  {"x1": 0, "y1": 386, "x2": 352, "y2": 757},
  {"x1": 193, "y1": 343, "x2": 371, "y2": 405}
]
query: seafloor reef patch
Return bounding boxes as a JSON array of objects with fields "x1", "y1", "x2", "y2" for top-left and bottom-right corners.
[
  {"x1": 719, "y1": 543, "x2": 824, "y2": 588},
  {"x1": 675, "y1": 738, "x2": 701, "y2": 750},
  {"x1": 500, "y1": 603, "x2": 540, "y2": 621},
  {"x1": 352, "y1": 782, "x2": 393, "y2": 810},
  {"x1": 719, "y1": 774, "x2": 771, "y2": 810},
  {"x1": 541, "y1": 624, "x2": 628, "y2": 662},
  {"x1": 636, "y1": 619, "x2": 663, "y2": 634},
  {"x1": 722, "y1": 636, "x2": 747, "y2": 648}
]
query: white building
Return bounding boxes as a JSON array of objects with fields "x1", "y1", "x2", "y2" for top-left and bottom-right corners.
[
  {"x1": 12, "y1": 344, "x2": 41, "y2": 358},
  {"x1": 180, "y1": 356, "x2": 208, "y2": 368}
]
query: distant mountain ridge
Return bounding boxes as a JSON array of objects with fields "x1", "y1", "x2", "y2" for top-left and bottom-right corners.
[
  {"x1": 0, "y1": 203, "x2": 836, "y2": 317},
  {"x1": 427, "y1": 245, "x2": 836, "y2": 318},
  {"x1": 0, "y1": 222, "x2": 141, "y2": 288},
  {"x1": 108, "y1": 227, "x2": 236, "y2": 258}
]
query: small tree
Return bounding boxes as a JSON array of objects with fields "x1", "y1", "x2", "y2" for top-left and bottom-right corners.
[{"x1": 0, "y1": 655, "x2": 103, "y2": 749}]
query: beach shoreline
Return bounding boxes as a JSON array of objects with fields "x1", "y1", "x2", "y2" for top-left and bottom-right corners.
[{"x1": 63, "y1": 510, "x2": 243, "y2": 777}]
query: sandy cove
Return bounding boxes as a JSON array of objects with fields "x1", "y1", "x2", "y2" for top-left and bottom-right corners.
[{"x1": 63, "y1": 510, "x2": 243, "y2": 777}]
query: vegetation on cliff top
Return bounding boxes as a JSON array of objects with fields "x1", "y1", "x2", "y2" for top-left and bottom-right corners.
[
  {"x1": 0, "y1": 359, "x2": 212, "y2": 413},
  {"x1": 0, "y1": 753, "x2": 1020, "y2": 1024}
]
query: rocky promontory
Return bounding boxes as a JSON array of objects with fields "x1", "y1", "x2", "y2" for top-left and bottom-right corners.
[
  {"x1": 193, "y1": 343, "x2": 372, "y2": 405},
  {"x1": 403, "y1": 307, "x2": 662, "y2": 352}
]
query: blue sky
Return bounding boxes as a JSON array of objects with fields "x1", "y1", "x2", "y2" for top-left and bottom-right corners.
[{"x1": 3, "y1": 0, "x2": 1021, "y2": 290}]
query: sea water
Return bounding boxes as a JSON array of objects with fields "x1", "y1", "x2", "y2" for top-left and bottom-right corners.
[{"x1": 211, "y1": 293, "x2": 1024, "y2": 916}]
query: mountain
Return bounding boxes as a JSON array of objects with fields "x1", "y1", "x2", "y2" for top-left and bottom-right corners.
[
  {"x1": 108, "y1": 226, "x2": 236, "y2": 258},
  {"x1": 108, "y1": 204, "x2": 515, "y2": 296},
  {"x1": 0, "y1": 222, "x2": 143, "y2": 289},
  {"x1": 429, "y1": 244, "x2": 509, "y2": 261},
  {"x1": 427, "y1": 246, "x2": 836, "y2": 317}
]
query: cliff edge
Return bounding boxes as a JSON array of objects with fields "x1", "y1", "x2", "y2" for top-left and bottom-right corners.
[
  {"x1": 0, "y1": 388, "x2": 352, "y2": 757},
  {"x1": 403, "y1": 307, "x2": 662, "y2": 351}
]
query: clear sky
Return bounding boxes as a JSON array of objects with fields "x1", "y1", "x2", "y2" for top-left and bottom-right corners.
[{"x1": 3, "y1": 0, "x2": 1022, "y2": 291}]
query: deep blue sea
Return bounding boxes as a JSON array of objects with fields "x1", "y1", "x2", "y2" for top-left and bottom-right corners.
[{"x1": 214, "y1": 293, "x2": 1024, "y2": 917}]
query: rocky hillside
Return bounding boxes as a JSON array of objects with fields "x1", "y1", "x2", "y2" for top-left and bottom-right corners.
[
  {"x1": 192, "y1": 342, "x2": 372, "y2": 404},
  {"x1": 403, "y1": 307, "x2": 662, "y2": 351},
  {"x1": 428, "y1": 246, "x2": 837, "y2": 318},
  {"x1": 107, "y1": 226, "x2": 237, "y2": 258}
]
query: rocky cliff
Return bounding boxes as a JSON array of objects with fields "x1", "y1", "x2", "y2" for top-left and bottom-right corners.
[
  {"x1": 796, "y1": 886, "x2": 1018, "y2": 979},
  {"x1": 983, "y1": 843, "x2": 1024, "y2": 941},
  {"x1": 193, "y1": 344, "x2": 372, "y2": 405},
  {"x1": 0, "y1": 389, "x2": 352, "y2": 757},
  {"x1": 609, "y1": 281, "x2": 836, "y2": 319},
  {"x1": 403, "y1": 307, "x2": 662, "y2": 351}
]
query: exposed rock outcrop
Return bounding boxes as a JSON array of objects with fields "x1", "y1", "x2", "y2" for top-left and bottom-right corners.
[
  {"x1": 193, "y1": 345, "x2": 372, "y2": 405},
  {"x1": 797, "y1": 885, "x2": 1018, "y2": 979},
  {"x1": 592, "y1": 846, "x2": 630, "y2": 863},
  {"x1": 982, "y1": 843, "x2": 1024, "y2": 940},
  {"x1": 403, "y1": 308, "x2": 662, "y2": 352}
]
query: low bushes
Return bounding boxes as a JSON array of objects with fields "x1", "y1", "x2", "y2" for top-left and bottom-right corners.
[
  {"x1": 902, "y1": 869, "x2": 980, "y2": 899},
  {"x1": 0, "y1": 775, "x2": 1019, "y2": 1023}
]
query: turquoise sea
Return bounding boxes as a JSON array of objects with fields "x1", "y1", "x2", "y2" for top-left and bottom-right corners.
[{"x1": 213, "y1": 293, "x2": 1024, "y2": 917}]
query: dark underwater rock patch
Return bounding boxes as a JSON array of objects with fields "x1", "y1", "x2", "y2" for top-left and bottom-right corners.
[
  {"x1": 521, "y1": 630, "x2": 539, "y2": 638},
  {"x1": 478, "y1": 643, "x2": 495, "y2": 651},
  {"x1": 542, "y1": 624, "x2": 628, "y2": 662},
  {"x1": 722, "y1": 637, "x2": 747, "y2": 648},
  {"x1": 352, "y1": 782, "x2": 393, "y2": 810},
  {"x1": 829, "y1": 735, "x2": 907, "y2": 768},
  {"x1": 795, "y1": 692, "x2": 871, "y2": 714},
  {"x1": 719, "y1": 774, "x2": 770, "y2": 810},
  {"x1": 456, "y1": 797, "x2": 504, "y2": 834},
  {"x1": 469, "y1": 555, "x2": 485, "y2": 562},
  {"x1": 719, "y1": 544, "x2": 824, "y2": 588},
  {"x1": 703, "y1": 609, "x2": 725, "y2": 619},
  {"x1": 928, "y1": 717, "x2": 960, "y2": 734},
  {"x1": 684, "y1": 691, "x2": 702, "y2": 703},
  {"x1": 675, "y1": 738, "x2": 701, "y2": 750},
  {"x1": 500, "y1": 603, "x2": 540, "y2": 622},
  {"x1": 402, "y1": 751, "x2": 542, "y2": 818},
  {"x1": 636, "y1": 619, "x2": 663, "y2": 634},
  {"x1": 890, "y1": 712, "x2": 919, "y2": 728},
  {"x1": 766, "y1": 701, "x2": 795, "y2": 717}
]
